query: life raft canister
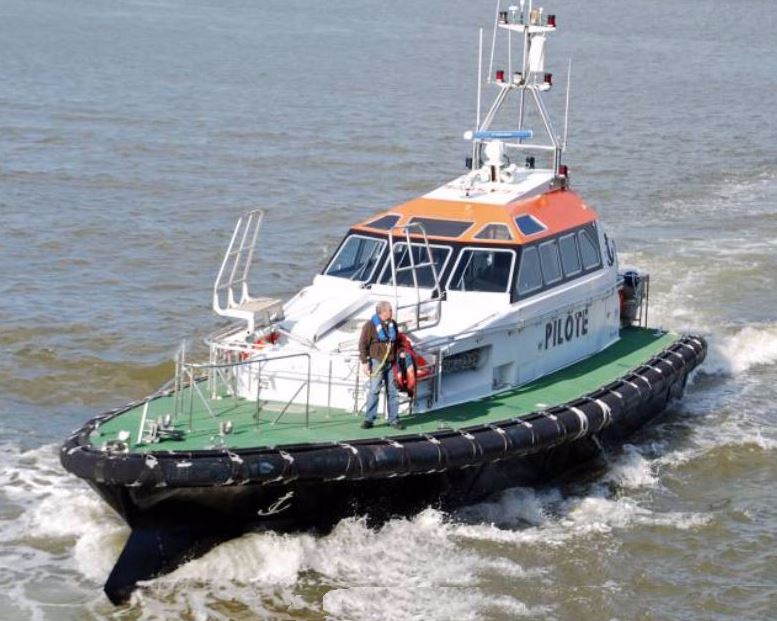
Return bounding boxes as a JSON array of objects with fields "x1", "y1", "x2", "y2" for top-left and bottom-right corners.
[{"x1": 393, "y1": 334, "x2": 430, "y2": 397}]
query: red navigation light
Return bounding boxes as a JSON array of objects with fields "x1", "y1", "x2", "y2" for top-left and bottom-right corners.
[
  {"x1": 496, "y1": 70, "x2": 505, "y2": 82},
  {"x1": 547, "y1": 14, "x2": 556, "y2": 27},
  {"x1": 544, "y1": 73, "x2": 553, "y2": 85},
  {"x1": 558, "y1": 164, "x2": 569, "y2": 177}
]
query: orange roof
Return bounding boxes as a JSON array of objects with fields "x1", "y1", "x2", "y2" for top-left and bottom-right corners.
[{"x1": 352, "y1": 189, "x2": 598, "y2": 245}]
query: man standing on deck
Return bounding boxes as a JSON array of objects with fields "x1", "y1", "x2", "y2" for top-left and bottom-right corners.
[{"x1": 359, "y1": 300, "x2": 405, "y2": 430}]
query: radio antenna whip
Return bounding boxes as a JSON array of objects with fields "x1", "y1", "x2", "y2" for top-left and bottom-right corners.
[{"x1": 562, "y1": 58, "x2": 572, "y2": 151}]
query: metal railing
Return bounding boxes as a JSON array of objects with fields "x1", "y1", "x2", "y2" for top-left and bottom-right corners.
[
  {"x1": 213, "y1": 209, "x2": 263, "y2": 314},
  {"x1": 387, "y1": 223, "x2": 443, "y2": 333},
  {"x1": 135, "y1": 344, "x2": 317, "y2": 445}
]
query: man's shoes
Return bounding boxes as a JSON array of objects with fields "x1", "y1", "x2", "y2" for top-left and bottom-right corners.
[
  {"x1": 389, "y1": 420, "x2": 405, "y2": 430},
  {"x1": 361, "y1": 420, "x2": 374, "y2": 429}
]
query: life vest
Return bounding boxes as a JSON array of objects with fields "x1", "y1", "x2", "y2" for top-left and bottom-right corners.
[{"x1": 372, "y1": 314, "x2": 397, "y2": 343}]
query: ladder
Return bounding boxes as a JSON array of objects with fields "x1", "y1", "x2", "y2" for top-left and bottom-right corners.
[
  {"x1": 387, "y1": 223, "x2": 443, "y2": 333},
  {"x1": 213, "y1": 209, "x2": 282, "y2": 335}
]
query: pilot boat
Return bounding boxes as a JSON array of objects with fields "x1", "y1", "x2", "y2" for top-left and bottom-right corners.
[{"x1": 61, "y1": 1, "x2": 706, "y2": 604}]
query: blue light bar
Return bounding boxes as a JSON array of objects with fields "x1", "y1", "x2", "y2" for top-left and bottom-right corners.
[{"x1": 463, "y1": 129, "x2": 534, "y2": 140}]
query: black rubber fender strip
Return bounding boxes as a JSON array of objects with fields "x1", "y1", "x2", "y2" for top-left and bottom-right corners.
[{"x1": 60, "y1": 333, "x2": 708, "y2": 486}]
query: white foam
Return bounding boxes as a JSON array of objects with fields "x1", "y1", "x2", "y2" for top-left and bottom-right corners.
[
  {"x1": 322, "y1": 587, "x2": 540, "y2": 621},
  {"x1": 0, "y1": 443, "x2": 126, "y2": 581},
  {"x1": 163, "y1": 509, "x2": 527, "y2": 589},
  {"x1": 449, "y1": 479, "x2": 709, "y2": 549},
  {"x1": 703, "y1": 323, "x2": 777, "y2": 375},
  {"x1": 140, "y1": 509, "x2": 539, "y2": 619},
  {"x1": 602, "y1": 444, "x2": 659, "y2": 489}
]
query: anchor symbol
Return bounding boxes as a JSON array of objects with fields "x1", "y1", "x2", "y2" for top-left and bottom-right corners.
[
  {"x1": 604, "y1": 234, "x2": 616, "y2": 267},
  {"x1": 257, "y1": 490, "x2": 294, "y2": 516}
]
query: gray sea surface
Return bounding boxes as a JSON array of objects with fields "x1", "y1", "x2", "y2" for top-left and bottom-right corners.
[{"x1": 1, "y1": 0, "x2": 776, "y2": 619}]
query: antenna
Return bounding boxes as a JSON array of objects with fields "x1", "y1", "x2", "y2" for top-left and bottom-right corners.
[
  {"x1": 562, "y1": 58, "x2": 572, "y2": 150},
  {"x1": 476, "y1": 28, "x2": 483, "y2": 130},
  {"x1": 487, "y1": 0, "x2": 500, "y2": 83}
]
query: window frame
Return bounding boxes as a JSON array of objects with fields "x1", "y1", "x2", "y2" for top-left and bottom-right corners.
[
  {"x1": 558, "y1": 232, "x2": 582, "y2": 278},
  {"x1": 323, "y1": 233, "x2": 387, "y2": 283},
  {"x1": 377, "y1": 241, "x2": 453, "y2": 289},
  {"x1": 446, "y1": 246, "x2": 517, "y2": 294},
  {"x1": 363, "y1": 213, "x2": 401, "y2": 231},
  {"x1": 578, "y1": 228, "x2": 602, "y2": 270},
  {"x1": 515, "y1": 245, "x2": 544, "y2": 296},
  {"x1": 512, "y1": 223, "x2": 605, "y2": 302},
  {"x1": 406, "y1": 216, "x2": 474, "y2": 238},
  {"x1": 473, "y1": 222, "x2": 515, "y2": 241},
  {"x1": 538, "y1": 239, "x2": 563, "y2": 285}
]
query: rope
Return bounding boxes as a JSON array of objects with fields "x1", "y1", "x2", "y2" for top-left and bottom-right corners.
[{"x1": 368, "y1": 344, "x2": 393, "y2": 378}]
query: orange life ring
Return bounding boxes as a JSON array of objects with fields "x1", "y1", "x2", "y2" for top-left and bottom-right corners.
[
  {"x1": 393, "y1": 334, "x2": 428, "y2": 397},
  {"x1": 240, "y1": 331, "x2": 280, "y2": 360}
]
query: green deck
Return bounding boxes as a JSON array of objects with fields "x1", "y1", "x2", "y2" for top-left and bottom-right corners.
[{"x1": 90, "y1": 327, "x2": 676, "y2": 453}]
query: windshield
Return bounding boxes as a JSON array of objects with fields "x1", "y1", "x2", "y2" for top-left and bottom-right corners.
[
  {"x1": 324, "y1": 235, "x2": 386, "y2": 282},
  {"x1": 378, "y1": 242, "x2": 450, "y2": 288},
  {"x1": 449, "y1": 248, "x2": 514, "y2": 292}
]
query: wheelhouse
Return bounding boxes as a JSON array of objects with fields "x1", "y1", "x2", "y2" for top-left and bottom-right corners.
[{"x1": 323, "y1": 223, "x2": 603, "y2": 303}]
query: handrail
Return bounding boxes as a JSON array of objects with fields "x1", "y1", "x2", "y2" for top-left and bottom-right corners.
[
  {"x1": 387, "y1": 222, "x2": 443, "y2": 332},
  {"x1": 134, "y1": 343, "x2": 321, "y2": 446},
  {"x1": 213, "y1": 209, "x2": 264, "y2": 307}
]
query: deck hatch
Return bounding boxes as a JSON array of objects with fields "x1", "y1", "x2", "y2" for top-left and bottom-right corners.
[{"x1": 515, "y1": 214, "x2": 547, "y2": 236}]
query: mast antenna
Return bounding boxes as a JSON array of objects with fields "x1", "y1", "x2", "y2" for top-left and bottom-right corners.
[
  {"x1": 476, "y1": 27, "x2": 483, "y2": 130},
  {"x1": 562, "y1": 58, "x2": 572, "y2": 151},
  {"x1": 487, "y1": 0, "x2": 500, "y2": 83}
]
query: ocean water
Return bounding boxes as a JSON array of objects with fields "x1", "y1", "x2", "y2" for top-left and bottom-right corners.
[{"x1": 1, "y1": 0, "x2": 776, "y2": 619}]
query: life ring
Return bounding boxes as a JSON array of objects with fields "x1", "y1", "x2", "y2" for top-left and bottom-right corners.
[
  {"x1": 393, "y1": 334, "x2": 429, "y2": 397},
  {"x1": 240, "y1": 331, "x2": 280, "y2": 361}
]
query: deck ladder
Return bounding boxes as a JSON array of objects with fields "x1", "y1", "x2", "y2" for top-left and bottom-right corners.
[
  {"x1": 213, "y1": 208, "x2": 282, "y2": 335},
  {"x1": 387, "y1": 223, "x2": 443, "y2": 333}
]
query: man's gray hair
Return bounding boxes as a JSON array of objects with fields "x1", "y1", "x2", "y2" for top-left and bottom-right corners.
[{"x1": 375, "y1": 300, "x2": 393, "y2": 314}]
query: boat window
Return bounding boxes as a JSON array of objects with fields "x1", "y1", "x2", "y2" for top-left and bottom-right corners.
[
  {"x1": 324, "y1": 235, "x2": 386, "y2": 282},
  {"x1": 559, "y1": 233, "x2": 582, "y2": 277},
  {"x1": 578, "y1": 229, "x2": 601, "y2": 269},
  {"x1": 364, "y1": 214, "x2": 400, "y2": 230},
  {"x1": 378, "y1": 242, "x2": 451, "y2": 288},
  {"x1": 448, "y1": 248, "x2": 515, "y2": 293},
  {"x1": 539, "y1": 239, "x2": 562, "y2": 285},
  {"x1": 407, "y1": 217, "x2": 473, "y2": 238},
  {"x1": 474, "y1": 223, "x2": 514, "y2": 241},
  {"x1": 514, "y1": 214, "x2": 547, "y2": 236},
  {"x1": 516, "y1": 246, "x2": 543, "y2": 295}
]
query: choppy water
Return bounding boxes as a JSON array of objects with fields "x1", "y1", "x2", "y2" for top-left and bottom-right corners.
[{"x1": 1, "y1": 0, "x2": 776, "y2": 618}]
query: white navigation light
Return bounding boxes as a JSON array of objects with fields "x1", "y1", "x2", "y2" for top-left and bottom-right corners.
[
  {"x1": 484, "y1": 140, "x2": 505, "y2": 166},
  {"x1": 528, "y1": 35, "x2": 546, "y2": 73},
  {"x1": 508, "y1": 5, "x2": 519, "y2": 22}
]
